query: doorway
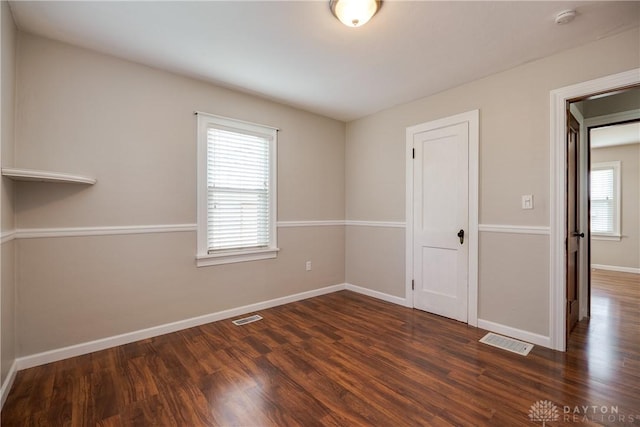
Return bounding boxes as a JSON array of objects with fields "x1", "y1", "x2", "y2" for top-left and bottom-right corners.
[
  {"x1": 550, "y1": 69, "x2": 640, "y2": 351},
  {"x1": 405, "y1": 110, "x2": 479, "y2": 326},
  {"x1": 568, "y1": 88, "x2": 640, "y2": 345}
]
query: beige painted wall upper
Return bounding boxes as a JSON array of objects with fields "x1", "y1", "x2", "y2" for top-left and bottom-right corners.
[
  {"x1": 14, "y1": 33, "x2": 346, "y2": 356},
  {"x1": 347, "y1": 28, "x2": 640, "y2": 225},
  {"x1": 591, "y1": 143, "x2": 640, "y2": 269},
  {"x1": 1, "y1": 0, "x2": 15, "y2": 232},
  {"x1": 345, "y1": 27, "x2": 639, "y2": 337},
  {"x1": 1, "y1": 0, "x2": 17, "y2": 387},
  {"x1": 15, "y1": 33, "x2": 345, "y2": 229}
]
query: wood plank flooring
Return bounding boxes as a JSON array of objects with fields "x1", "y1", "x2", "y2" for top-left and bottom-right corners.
[{"x1": 2, "y1": 270, "x2": 639, "y2": 426}]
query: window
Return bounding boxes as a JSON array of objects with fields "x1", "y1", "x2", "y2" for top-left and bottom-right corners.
[
  {"x1": 196, "y1": 113, "x2": 278, "y2": 266},
  {"x1": 590, "y1": 161, "x2": 621, "y2": 240}
]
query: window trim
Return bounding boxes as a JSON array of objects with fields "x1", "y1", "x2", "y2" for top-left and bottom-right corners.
[
  {"x1": 196, "y1": 112, "x2": 278, "y2": 267},
  {"x1": 590, "y1": 160, "x2": 621, "y2": 240}
]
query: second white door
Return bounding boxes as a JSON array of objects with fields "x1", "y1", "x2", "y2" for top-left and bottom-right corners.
[{"x1": 412, "y1": 122, "x2": 469, "y2": 322}]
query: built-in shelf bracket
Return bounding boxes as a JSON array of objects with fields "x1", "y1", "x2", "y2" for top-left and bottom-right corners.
[{"x1": 1, "y1": 168, "x2": 96, "y2": 185}]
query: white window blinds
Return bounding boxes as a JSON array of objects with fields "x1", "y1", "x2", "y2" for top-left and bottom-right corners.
[
  {"x1": 207, "y1": 126, "x2": 271, "y2": 252},
  {"x1": 590, "y1": 161, "x2": 620, "y2": 236},
  {"x1": 196, "y1": 112, "x2": 278, "y2": 266}
]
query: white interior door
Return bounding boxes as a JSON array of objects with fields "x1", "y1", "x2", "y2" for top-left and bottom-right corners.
[{"x1": 413, "y1": 122, "x2": 469, "y2": 322}]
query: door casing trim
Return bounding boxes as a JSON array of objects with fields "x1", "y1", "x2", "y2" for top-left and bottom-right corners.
[
  {"x1": 549, "y1": 68, "x2": 640, "y2": 351},
  {"x1": 405, "y1": 110, "x2": 479, "y2": 326}
]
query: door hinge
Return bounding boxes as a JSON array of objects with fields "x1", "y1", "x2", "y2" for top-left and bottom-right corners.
[
  {"x1": 411, "y1": 279, "x2": 414, "y2": 290},
  {"x1": 412, "y1": 148, "x2": 415, "y2": 159}
]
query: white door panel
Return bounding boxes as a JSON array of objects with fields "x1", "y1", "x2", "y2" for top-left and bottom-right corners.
[
  {"x1": 421, "y1": 247, "x2": 457, "y2": 297},
  {"x1": 413, "y1": 122, "x2": 469, "y2": 322}
]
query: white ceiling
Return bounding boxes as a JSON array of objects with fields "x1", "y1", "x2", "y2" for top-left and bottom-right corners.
[
  {"x1": 8, "y1": 1, "x2": 640, "y2": 122},
  {"x1": 591, "y1": 122, "x2": 640, "y2": 149}
]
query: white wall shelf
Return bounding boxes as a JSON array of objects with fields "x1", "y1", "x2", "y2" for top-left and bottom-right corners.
[{"x1": 2, "y1": 168, "x2": 96, "y2": 185}]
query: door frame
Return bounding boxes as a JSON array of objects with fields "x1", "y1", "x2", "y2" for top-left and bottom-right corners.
[
  {"x1": 405, "y1": 110, "x2": 479, "y2": 326},
  {"x1": 549, "y1": 68, "x2": 639, "y2": 351}
]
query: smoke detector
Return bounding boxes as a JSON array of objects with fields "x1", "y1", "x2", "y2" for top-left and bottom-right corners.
[{"x1": 555, "y1": 10, "x2": 576, "y2": 25}]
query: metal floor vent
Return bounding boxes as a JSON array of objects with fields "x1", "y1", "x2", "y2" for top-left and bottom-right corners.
[
  {"x1": 232, "y1": 314, "x2": 263, "y2": 326},
  {"x1": 479, "y1": 332, "x2": 533, "y2": 356}
]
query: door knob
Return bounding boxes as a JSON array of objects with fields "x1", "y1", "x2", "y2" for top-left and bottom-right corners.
[
  {"x1": 457, "y1": 229, "x2": 464, "y2": 244},
  {"x1": 572, "y1": 231, "x2": 585, "y2": 238}
]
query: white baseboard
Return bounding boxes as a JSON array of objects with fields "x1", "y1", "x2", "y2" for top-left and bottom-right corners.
[
  {"x1": 16, "y1": 283, "x2": 346, "y2": 371},
  {"x1": 0, "y1": 360, "x2": 18, "y2": 410},
  {"x1": 477, "y1": 319, "x2": 551, "y2": 349},
  {"x1": 345, "y1": 283, "x2": 410, "y2": 307},
  {"x1": 591, "y1": 264, "x2": 640, "y2": 274},
  {"x1": 11, "y1": 283, "x2": 557, "y2": 375}
]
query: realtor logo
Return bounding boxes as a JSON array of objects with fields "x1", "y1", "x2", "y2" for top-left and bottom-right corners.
[{"x1": 529, "y1": 400, "x2": 560, "y2": 426}]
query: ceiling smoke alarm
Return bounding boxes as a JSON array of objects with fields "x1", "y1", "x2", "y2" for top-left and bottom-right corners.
[{"x1": 555, "y1": 10, "x2": 576, "y2": 25}]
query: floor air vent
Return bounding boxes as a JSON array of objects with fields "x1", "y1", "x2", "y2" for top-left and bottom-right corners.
[
  {"x1": 232, "y1": 314, "x2": 263, "y2": 326},
  {"x1": 479, "y1": 332, "x2": 533, "y2": 356}
]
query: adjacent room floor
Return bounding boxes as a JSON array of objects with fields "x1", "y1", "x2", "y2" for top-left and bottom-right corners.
[{"x1": 2, "y1": 270, "x2": 639, "y2": 426}]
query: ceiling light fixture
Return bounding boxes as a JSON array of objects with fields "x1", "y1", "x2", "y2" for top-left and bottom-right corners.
[
  {"x1": 330, "y1": 0, "x2": 381, "y2": 28},
  {"x1": 555, "y1": 10, "x2": 576, "y2": 25}
]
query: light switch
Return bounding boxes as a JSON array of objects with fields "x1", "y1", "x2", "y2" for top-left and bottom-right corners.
[{"x1": 522, "y1": 195, "x2": 533, "y2": 210}]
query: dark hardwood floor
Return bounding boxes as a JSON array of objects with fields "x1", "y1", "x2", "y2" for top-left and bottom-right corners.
[{"x1": 2, "y1": 270, "x2": 639, "y2": 426}]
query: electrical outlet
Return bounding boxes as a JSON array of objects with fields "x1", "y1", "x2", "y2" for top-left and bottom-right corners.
[{"x1": 305, "y1": 261, "x2": 312, "y2": 271}]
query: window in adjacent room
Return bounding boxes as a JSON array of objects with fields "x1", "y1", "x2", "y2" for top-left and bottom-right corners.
[
  {"x1": 590, "y1": 161, "x2": 621, "y2": 240},
  {"x1": 196, "y1": 112, "x2": 278, "y2": 266}
]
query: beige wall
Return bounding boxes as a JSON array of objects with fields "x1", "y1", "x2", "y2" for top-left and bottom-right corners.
[
  {"x1": 591, "y1": 143, "x2": 640, "y2": 269},
  {"x1": 15, "y1": 34, "x2": 345, "y2": 227},
  {"x1": 1, "y1": 0, "x2": 17, "y2": 387},
  {"x1": 14, "y1": 34, "x2": 345, "y2": 356},
  {"x1": 478, "y1": 233, "x2": 549, "y2": 335},
  {"x1": 17, "y1": 227, "x2": 344, "y2": 356},
  {"x1": 6, "y1": 20, "x2": 640, "y2": 362},
  {"x1": 345, "y1": 28, "x2": 640, "y2": 336},
  {"x1": 346, "y1": 226, "x2": 404, "y2": 297},
  {"x1": 1, "y1": 240, "x2": 15, "y2": 382}
]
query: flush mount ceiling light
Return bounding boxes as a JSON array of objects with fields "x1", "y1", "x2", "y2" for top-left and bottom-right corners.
[
  {"x1": 330, "y1": 0, "x2": 381, "y2": 28},
  {"x1": 555, "y1": 9, "x2": 576, "y2": 25}
]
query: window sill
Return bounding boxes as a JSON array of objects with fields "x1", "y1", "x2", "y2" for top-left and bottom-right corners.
[
  {"x1": 196, "y1": 247, "x2": 280, "y2": 267},
  {"x1": 592, "y1": 234, "x2": 621, "y2": 241}
]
